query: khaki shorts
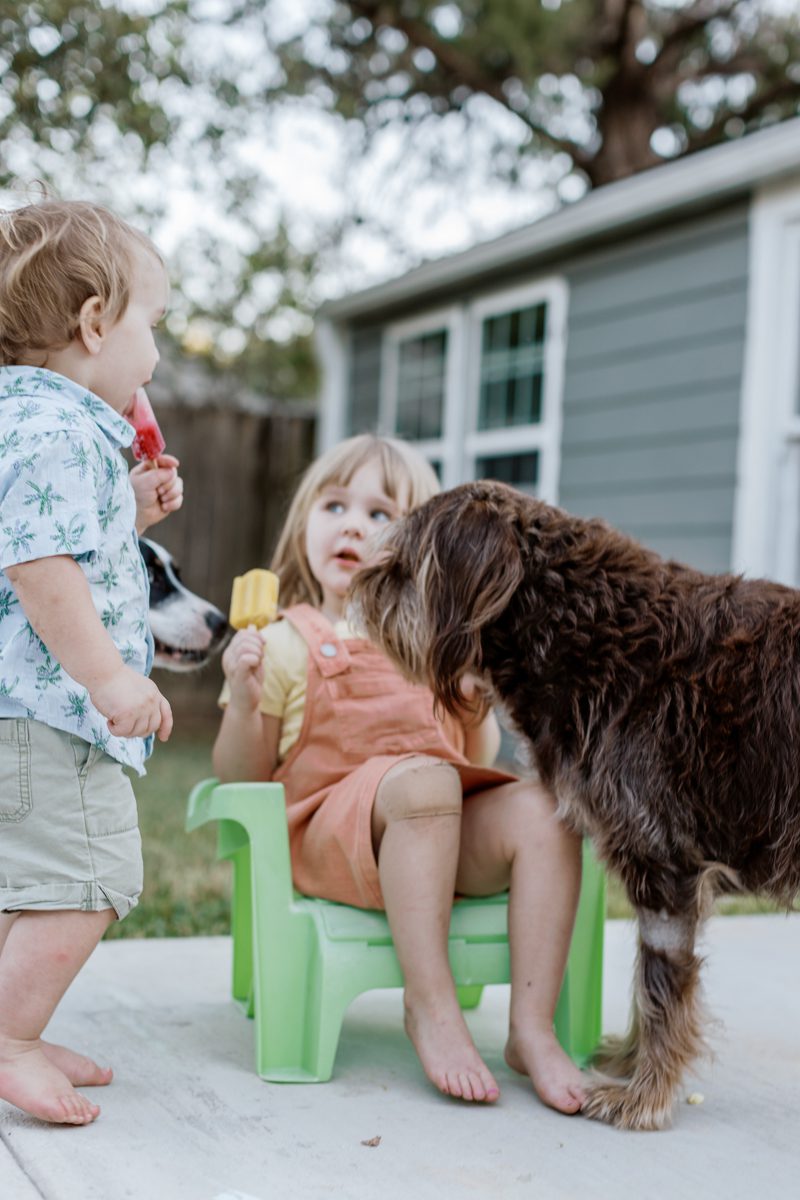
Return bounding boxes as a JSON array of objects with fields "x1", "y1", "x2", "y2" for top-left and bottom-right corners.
[{"x1": 0, "y1": 719, "x2": 142, "y2": 920}]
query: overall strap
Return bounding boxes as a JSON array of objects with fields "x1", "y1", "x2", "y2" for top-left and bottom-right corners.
[{"x1": 280, "y1": 603, "x2": 353, "y2": 678}]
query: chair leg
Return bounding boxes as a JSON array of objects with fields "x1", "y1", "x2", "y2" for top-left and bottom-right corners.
[
  {"x1": 230, "y1": 845, "x2": 253, "y2": 1009},
  {"x1": 456, "y1": 985, "x2": 484, "y2": 1010},
  {"x1": 554, "y1": 846, "x2": 606, "y2": 1066},
  {"x1": 249, "y1": 905, "x2": 354, "y2": 1082}
]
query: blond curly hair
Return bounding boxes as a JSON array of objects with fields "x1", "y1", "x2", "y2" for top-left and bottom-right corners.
[{"x1": 0, "y1": 199, "x2": 162, "y2": 365}]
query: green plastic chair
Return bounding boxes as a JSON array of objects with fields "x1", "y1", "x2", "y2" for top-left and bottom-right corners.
[{"x1": 186, "y1": 778, "x2": 605, "y2": 1083}]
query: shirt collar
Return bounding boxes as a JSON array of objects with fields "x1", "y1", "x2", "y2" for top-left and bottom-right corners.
[{"x1": 0, "y1": 366, "x2": 135, "y2": 450}]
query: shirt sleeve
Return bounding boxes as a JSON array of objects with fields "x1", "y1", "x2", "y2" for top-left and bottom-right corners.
[{"x1": 0, "y1": 431, "x2": 103, "y2": 570}]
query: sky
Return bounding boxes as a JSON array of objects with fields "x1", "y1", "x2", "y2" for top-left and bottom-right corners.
[
  {"x1": 75, "y1": 0, "x2": 576, "y2": 353},
  {"x1": 150, "y1": 0, "x2": 573, "y2": 307}
]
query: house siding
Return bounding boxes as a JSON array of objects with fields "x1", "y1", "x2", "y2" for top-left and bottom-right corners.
[
  {"x1": 342, "y1": 205, "x2": 750, "y2": 572},
  {"x1": 559, "y1": 205, "x2": 750, "y2": 571}
]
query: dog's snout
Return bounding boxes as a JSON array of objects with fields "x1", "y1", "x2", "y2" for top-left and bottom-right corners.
[{"x1": 206, "y1": 609, "x2": 230, "y2": 637}]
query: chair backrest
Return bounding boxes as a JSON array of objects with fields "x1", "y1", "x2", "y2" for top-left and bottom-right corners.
[{"x1": 187, "y1": 779, "x2": 297, "y2": 910}]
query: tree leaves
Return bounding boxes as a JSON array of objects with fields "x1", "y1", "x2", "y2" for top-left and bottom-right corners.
[{"x1": 266, "y1": 0, "x2": 800, "y2": 185}]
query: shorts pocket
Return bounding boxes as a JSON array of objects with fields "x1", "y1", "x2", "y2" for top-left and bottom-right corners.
[
  {"x1": 80, "y1": 753, "x2": 138, "y2": 839},
  {"x1": 70, "y1": 735, "x2": 98, "y2": 781},
  {"x1": 0, "y1": 719, "x2": 32, "y2": 824}
]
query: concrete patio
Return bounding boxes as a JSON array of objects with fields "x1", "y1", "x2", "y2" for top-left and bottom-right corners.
[{"x1": 1, "y1": 915, "x2": 798, "y2": 1200}]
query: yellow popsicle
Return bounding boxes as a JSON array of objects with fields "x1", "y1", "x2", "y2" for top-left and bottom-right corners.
[{"x1": 229, "y1": 568, "x2": 280, "y2": 630}]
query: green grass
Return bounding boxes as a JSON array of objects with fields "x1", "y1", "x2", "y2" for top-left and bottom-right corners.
[
  {"x1": 107, "y1": 732, "x2": 794, "y2": 937},
  {"x1": 605, "y1": 873, "x2": 795, "y2": 919},
  {"x1": 105, "y1": 730, "x2": 231, "y2": 940}
]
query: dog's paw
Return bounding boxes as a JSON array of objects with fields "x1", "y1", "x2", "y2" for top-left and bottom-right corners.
[{"x1": 582, "y1": 1079, "x2": 674, "y2": 1131}]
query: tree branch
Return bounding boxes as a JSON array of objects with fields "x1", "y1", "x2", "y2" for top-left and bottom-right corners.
[
  {"x1": 654, "y1": 0, "x2": 740, "y2": 74},
  {"x1": 612, "y1": 0, "x2": 640, "y2": 60},
  {"x1": 683, "y1": 78, "x2": 800, "y2": 153},
  {"x1": 586, "y1": 0, "x2": 641, "y2": 62},
  {"x1": 346, "y1": 0, "x2": 594, "y2": 166}
]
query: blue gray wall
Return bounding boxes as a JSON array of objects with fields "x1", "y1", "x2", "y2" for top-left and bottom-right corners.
[{"x1": 559, "y1": 205, "x2": 749, "y2": 571}]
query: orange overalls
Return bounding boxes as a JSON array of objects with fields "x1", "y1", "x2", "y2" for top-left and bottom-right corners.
[{"x1": 273, "y1": 604, "x2": 516, "y2": 908}]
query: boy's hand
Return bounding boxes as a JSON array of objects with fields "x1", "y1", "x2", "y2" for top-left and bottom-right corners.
[
  {"x1": 222, "y1": 627, "x2": 266, "y2": 712},
  {"x1": 90, "y1": 666, "x2": 174, "y2": 742},
  {"x1": 131, "y1": 454, "x2": 184, "y2": 534}
]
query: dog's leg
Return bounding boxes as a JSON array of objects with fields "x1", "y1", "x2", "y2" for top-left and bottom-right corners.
[
  {"x1": 584, "y1": 906, "x2": 706, "y2": 1130},
  {"x1": 591, "y1": 1006, "x2": 640, "y2": 1081}
]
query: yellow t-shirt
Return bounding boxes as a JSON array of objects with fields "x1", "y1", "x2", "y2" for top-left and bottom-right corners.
[{"x1": 218, "y1": 615, "x2": 352, "y2": 763}]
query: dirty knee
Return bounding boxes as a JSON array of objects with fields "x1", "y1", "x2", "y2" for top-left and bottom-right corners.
[{"x1": 378, "y1": 757, "x2": 463, "y2": 822}]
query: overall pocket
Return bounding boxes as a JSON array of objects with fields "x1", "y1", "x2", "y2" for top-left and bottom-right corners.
[
  {"x1": 0, "y1": 719, "x2": 32, "y2": 823},
  {"x1": 330, "y1": 673, "x2": 449, "y2": 758}
]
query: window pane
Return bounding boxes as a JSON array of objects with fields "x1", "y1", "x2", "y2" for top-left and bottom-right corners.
[
  {"x1": 396, "y1": 330, "x2": 446, "y2": 441},
  {"x1": 347, "y1": 328, "x2": 382, "y2": 435},
  {"x1": 478, "y1": 303, "x2": 546, "y2": 430},
  {"x1": 475, "y1": 451, "x2": 540, "y2": 495}
]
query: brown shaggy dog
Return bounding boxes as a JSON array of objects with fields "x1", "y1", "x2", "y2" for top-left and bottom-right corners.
[{"x1": 350, "y1": 479, "x2": 800, "y2": 1131}]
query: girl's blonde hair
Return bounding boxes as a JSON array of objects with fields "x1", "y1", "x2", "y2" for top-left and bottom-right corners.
[
  {"x1": 271, "y1": 434, "x2": 440, "y2": 608},
  {"x1": 0, "y1": 199, "x2": 163, "y2": 365}
]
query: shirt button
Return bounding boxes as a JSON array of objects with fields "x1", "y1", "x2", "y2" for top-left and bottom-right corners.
[{"x1": 320, "y1": 642, "x2": 337, "y2": 658}]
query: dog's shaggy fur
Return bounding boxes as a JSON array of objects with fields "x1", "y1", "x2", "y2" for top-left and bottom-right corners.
[{"x1": 351, "y1": 480, "x2": 800, "y2": 1131}]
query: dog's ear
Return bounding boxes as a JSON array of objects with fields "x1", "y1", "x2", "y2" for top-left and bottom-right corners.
[{"x1": 419, "y1": 492, "x2": 525, "y2": 714}]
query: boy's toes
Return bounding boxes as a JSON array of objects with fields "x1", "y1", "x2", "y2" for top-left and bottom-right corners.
[
  {"x1": 43, "y1": 1089, "x2": 99, "y2": 1125},
  {"x1": 42, "y1": 1042, "x2": 113, "y2": 1088},
  {"x1": 58, "y1": 1091, "x2": 99, "y2": 1125}
]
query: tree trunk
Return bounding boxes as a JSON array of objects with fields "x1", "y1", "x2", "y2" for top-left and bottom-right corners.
[{"x1": 587, "y1": 76, "x2": 664, "y2": 186}]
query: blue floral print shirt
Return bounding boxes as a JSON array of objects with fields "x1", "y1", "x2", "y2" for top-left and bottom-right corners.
[{"x1": 0, "y1": 366, "x2": 154, "y2": 775}]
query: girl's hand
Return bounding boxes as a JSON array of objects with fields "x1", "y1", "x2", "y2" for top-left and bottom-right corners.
[
  {"x1": 455, "y1": 672, "x2": 489, "y2": 720},
  {"x1": 222, "y1": 627, "x2": 266, "y2": 712},
  {"x1": 131, "y1": 454, "x2": 184, "y2": 533}
]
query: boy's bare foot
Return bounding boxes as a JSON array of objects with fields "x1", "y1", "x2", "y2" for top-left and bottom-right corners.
[
  {"x1": 0, "y1": 1040, "x2": 100, "y2": 1124},
  {"x1": 42, "y1": 1041, "x2": 113, "y2": 1088},
  {"x1": 505, "y1": 1026, "x2": 585, "y2": 1114},
  {"x1": 404, "y1": 994, "x2": 499, "y2": 1102}
]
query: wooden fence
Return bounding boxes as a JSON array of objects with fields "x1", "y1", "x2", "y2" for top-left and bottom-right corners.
[{"x1": 138, "y1": 401, "x2": 317, "y2": 728}]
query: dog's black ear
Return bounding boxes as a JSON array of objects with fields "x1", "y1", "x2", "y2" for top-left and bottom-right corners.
[{"x1": 419, "y1": 491, "x2": 525, "y2": 714}]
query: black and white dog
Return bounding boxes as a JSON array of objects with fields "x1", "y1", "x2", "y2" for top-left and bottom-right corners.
[{"x1": 139, "y1": 537, "x2": 229, "y2": 671}]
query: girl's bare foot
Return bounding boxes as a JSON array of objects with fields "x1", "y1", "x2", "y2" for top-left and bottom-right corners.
[
  {"x1": 505, "y1": 1026, "x2": 585, "y2": 1114},
  {"x1": 0, "y1": 1040, "x2": 100, "y2": 1125},
  {"x1": 41, "y1": 1041, "x2": 113, "y2": 1088},
  {"x1": 404, "y1": 993, "x2": 500, "y2": 1102}
]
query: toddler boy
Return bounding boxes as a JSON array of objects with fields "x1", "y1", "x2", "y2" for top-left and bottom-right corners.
[{"x1": 0, "y1": 200, "x2": 182, "y2": 1124}]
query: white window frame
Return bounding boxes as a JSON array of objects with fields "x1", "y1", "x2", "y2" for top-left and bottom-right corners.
[
  {"x1": 733, "y1": 180, "x2": 800, "y2": 583},
  {"x1": 378, "y1": 277, "x2": 567, "y2": 497},
  {"x1": 380, "y1": 305, "x2": 463, "y2": 485},
  {"x1": 464, "y1": 277, "x2": 567, "y2": 503}
]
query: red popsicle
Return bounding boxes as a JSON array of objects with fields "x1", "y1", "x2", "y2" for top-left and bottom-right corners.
[{"x1": 128, "y1": 388, "x2": 166, "y2": 465}]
